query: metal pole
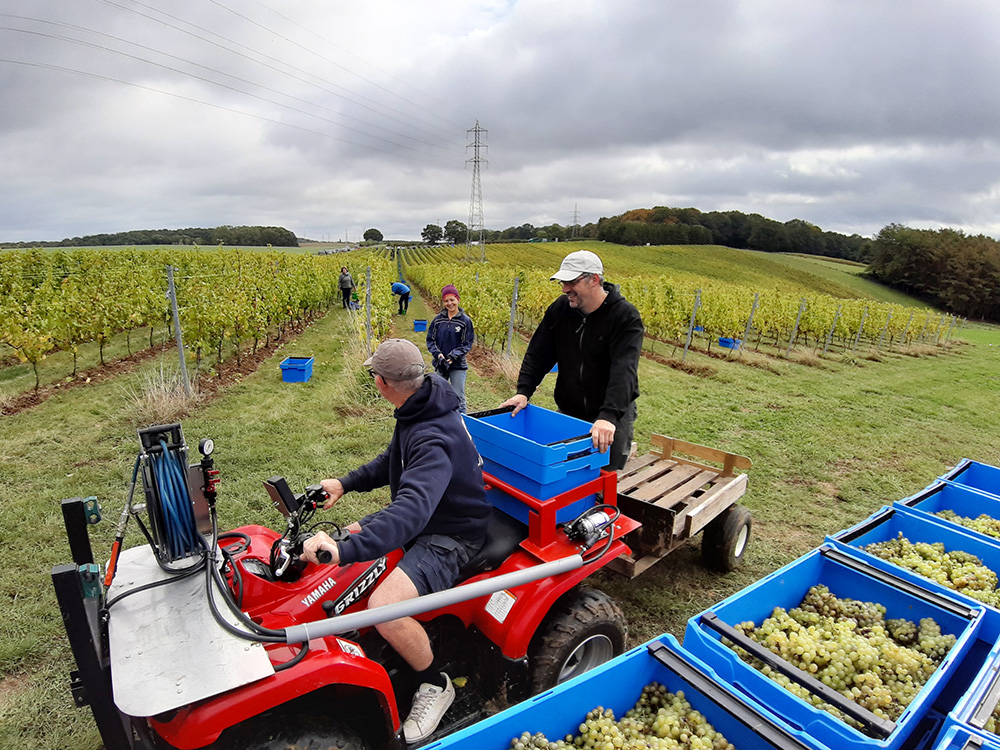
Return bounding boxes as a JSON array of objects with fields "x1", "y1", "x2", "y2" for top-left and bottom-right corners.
[
  {"x1": 166, "y1": 266, "x2": 192, "y2": 396},
  {"x1": 739, "y1": 293, "x2": 758, "y2": 358},
  {"x1": 505, "y1": 275, "x2": 520, "y2": 358},
  {"x1": 682, "y1": 290, "x2": 701, "y2": 362},
  {"x1": 786, "y1": 298, "x2": 806, "y2": 356},
  {"x1": 899, "y1": 311, "x2": 915, "y2": 350},
  {"x1": 365, "y1": 266, "x2": 373, "y2": 351},
  {"x1": 853, "y1": 306, "x2": 868, "y2": 353},
  {"x1": 943, "y1": 316, "x2": 956, "y2": 345},
  {"x1": 823, "y1": 304, "x2": 841, "y2": 355},
  {"x1": 918, "y1": 312, "x2": 931, "y2": 343},
  {"x1": 877, "y1": 309, "x2": 892, "y2": 352}
]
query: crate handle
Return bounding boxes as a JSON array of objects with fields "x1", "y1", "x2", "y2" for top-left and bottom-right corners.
[
  {"x1": 548, "y1": 433, "x2": 592, "y2": 447},
  {"x1": 466, "y1": 405, "x2": 515, "y2": 418},
  {"x1": 699, "y1": 611, "x2": 896, "y2": 738}
]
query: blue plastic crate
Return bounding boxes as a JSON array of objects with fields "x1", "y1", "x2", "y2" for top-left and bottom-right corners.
[
  {"x1": 896, "y1": 482, "x2": 1000, "y2": 545},
  {"x1": 279, "y1": 356, "x2": 314, "y2": 383},
  {"x1": 951, "y1": 611, "x2": 1000, "y2": 745},
  {"x1": 830, "y1": 506, "x2": 1000, "y2": 612},
  {"x1": 718, "y1": 337, "x2": 742, "y2": 350},
  {"x1": 683, "y1": 544, "x2": 985, "y2": 750},
  {"x1": 943, "y1": 460, "x2": 1000, "y2": 500},
  {"x1": 414, "y1": 319, "x2": 427, "y2": 332},
  {"x1": 935, "y1": 719, "x2": 1000, "y2": 750},
  {"x1": 476, "y1": 438, "x2": 604, "y2": 484},
  {"x1": 425, "y1": 635, "x2": 815, "y2": 750},
  {"x1": 463, "y1": 405, "x2": 593, "y2": 466}
]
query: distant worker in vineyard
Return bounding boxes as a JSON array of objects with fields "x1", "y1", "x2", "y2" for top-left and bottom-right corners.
[
  {"x1": 339, "y1": 267, "x2": 355, "y2": 309},
  {"x1": 500, "y1": 250, "x2": 644, "y2": 471},
  {"x1": 391, "y1": 280, "x2": 411, "y2": 315},
  {"x1": 426, "y1": 284, "x2": 475, "y2": 413}
]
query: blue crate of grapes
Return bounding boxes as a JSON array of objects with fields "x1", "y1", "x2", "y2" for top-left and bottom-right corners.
[
  {"x1": 895, "y1": 481, "x2": 1000, "y2": 548},
  {"x1": 424, "y1": 634, "x2": 815, "y2": 750},
  {"x1": 683, "y1": 544, "x2": 986, "y2": 750},
  {"x1": 941, "y1": 460, "x2": 1000, "y2": 501},
  {"x1": 830, "y1": 505, "x2": 1000, "y2": 612}
]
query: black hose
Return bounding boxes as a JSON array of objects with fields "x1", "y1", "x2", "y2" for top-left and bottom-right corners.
[{"x1": 274, "y1": 641, "x2": 310, "y2": 672}]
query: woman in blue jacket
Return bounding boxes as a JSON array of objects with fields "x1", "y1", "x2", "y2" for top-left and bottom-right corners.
[{"x1": 426, "y1": 284, "x2": 474, "y2": 412}]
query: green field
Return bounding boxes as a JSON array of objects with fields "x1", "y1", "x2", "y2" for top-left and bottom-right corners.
[{"x1": 2, "y1": 243, "x2": 997, "y2": 748}]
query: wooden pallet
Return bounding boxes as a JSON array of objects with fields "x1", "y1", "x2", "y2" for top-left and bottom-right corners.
[{"x1": 608, "y1": 434, "x2": 751, "y2": 578}]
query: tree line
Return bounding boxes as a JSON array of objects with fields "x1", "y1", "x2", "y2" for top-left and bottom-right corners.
[
  {"x1": 595, "y1": 207, "x2": 872, "y2": 261},
  {"x1": 867, "y1": 224, "x2": 1000, "y2": 321},
  {"x1": 1, "y1": 225, "x2": 299, "y2": 249}
]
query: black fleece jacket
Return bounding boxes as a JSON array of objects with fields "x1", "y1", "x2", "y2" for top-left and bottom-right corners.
[
  {"x1": 335, "y1": 373, "x2": 490, "y2": 565},
  {"x1": 517, "y1": 282, "x2": 644, "y2": 423}
]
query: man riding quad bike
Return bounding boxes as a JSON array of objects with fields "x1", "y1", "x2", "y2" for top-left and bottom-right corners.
[{"x1": 54, "y1": 411, "x2": 637, "y2": 749}]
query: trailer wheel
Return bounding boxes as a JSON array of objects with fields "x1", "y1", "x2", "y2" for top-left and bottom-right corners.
[
  {"x1": 528, "y1": 586, "x2": 627, "y2": 693},
  {"x1": 701, "y1": 504, "x2": 752, "y2": 572},
  {"x1": 221, "y1": 717, "x2": 370, "y2": 750}
]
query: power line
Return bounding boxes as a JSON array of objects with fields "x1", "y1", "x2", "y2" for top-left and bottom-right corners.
[
  {"x1": 85, "y1": 0, "x2": 465, "y2": 150},
  {"x1": 1, "y1": 18, "x2": 460, "y2": 158},
  {"x1": 0, "y1": 58, "x2": 444, "y2": 164}
]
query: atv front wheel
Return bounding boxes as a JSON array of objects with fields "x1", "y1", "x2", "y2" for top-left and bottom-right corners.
[
  {"x1": 528, "y1": 586, "x2": 627, "y2": 693},
  {"x1": 701, "y1": 504, "x2": 752, "y2": 572},
  {"x1": 220, "y1": 717, "x2": 370, "y2": 750}
]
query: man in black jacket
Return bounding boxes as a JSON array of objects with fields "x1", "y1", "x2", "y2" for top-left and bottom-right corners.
[
  {"x1": 302, "y1": 338, "x2": 490, "y2": 743},
  {"x1": 501, "y1": 250, "x2": 644, "y2": 471}
]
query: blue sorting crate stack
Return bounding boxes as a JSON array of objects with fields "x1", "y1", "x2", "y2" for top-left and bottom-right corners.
[
  {"x1": 463, "y1": 405, "x2": 603, "y2": 524},
  {"x1": 942, "y1": 460, "x2": 1000, "y2": 500},
  {"x1": 830, "y1": 506, "x2": 1000, "y2": 612},
  {"x1": 279, "y1": 356, "x2": 314, "y2": 383},
  {"x1": 425, "y1": 634, "x2": 815, "y2": 750},
  {"x1": 683, "y1": 544, "x2": 985, "y2": 750}
]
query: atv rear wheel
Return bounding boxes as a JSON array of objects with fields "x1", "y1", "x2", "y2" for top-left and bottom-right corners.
[
  {"x1": 528, "y1": 586, "x2": 627, "y2": 693},
  {"x1": 701, "y1": 504, "x2": 752, "y2": 572}
]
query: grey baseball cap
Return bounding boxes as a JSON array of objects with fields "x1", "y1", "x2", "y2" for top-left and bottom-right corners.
[
  {"x1": 550, "y1": 250, "x2": 604, "y2": 281},
  {"x1": 364, "y1": 338, "x2": 427, "y2": 380}
]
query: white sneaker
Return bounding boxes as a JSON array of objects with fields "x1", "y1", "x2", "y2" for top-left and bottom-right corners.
[{"x1": 403, "y1": 673, "x2": 455, "y2": 744}]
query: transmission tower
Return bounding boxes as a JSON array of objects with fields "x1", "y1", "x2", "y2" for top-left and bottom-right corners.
[
  {"x1": 466, "y1": 121, "x2": 487, "y2": 262},
  {"x1": 571, "y1": 203, "x2": 580, "y2": 239}
]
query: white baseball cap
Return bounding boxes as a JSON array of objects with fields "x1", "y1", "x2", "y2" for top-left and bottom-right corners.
[{"x1": 550, "y1": 250, "x2": 604, "y2": 281}]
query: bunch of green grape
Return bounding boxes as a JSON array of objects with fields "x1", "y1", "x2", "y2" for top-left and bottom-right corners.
[
  {"x1": 935, "y1": 509, "x2": 1000, "y2": 541},
  {"x1": 508, "y1": 683, "x2": 735, "y2": 750},
  {"x1": 726, "y1": 585, "x2": 955, "y2": 729},
  {"x1": 985, "y1": 699, "x2": 1000, "y2": 735},
  {"x1": 863, "y1": 532, "x2": 1000, "y2": 607}
]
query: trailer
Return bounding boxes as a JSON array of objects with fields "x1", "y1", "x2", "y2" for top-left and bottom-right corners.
[{"x1": 607, "y1": 433, "x2": 753, "y2": 578}]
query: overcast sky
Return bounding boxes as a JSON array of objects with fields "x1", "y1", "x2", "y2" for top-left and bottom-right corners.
[{"x1": 2, "y1": 0, "x2": 999, "y2": 244}]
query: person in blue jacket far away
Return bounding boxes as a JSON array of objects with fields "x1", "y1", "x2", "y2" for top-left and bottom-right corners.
[{"x1": 391, "y1": 281, "x2": 411, "y2": 314}]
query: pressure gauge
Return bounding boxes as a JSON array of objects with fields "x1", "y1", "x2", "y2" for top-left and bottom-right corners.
[{"x1": 199, "y1": 438, "x2": 215, "y2": 457}]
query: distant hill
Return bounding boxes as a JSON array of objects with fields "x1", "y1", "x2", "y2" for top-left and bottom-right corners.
[
  {"x1": 1, "y1": 225, "x2": 298, "y2": 249},
  {"x1": 596, "y1": 206, "x2": 871, "y2": 262}
]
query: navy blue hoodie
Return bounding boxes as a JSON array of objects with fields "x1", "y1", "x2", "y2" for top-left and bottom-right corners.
[
  {"x1": 335, "y1": 373, "x2": 489, "y2": 564},
  {"x1": 426, "y1": 308, "x2": 475, "y2": 371}
]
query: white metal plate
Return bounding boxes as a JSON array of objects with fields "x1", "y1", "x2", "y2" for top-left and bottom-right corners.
[{"x1": 107, "y1": 544, "x2": 274, "y2": 717}]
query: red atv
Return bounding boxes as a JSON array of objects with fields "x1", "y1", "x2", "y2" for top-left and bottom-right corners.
[{"x1": 53, "y1": 423, "x2": 639, "y2": 750}]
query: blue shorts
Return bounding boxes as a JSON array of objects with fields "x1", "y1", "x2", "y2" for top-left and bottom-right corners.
[{"x1": 397, "y1": 534, "x2": 481, "y2": 596}]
